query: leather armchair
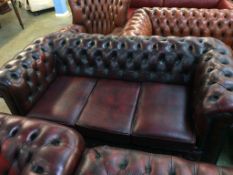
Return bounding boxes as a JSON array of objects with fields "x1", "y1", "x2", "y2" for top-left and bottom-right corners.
[
  {"x1": 0, "y1": 33, "x2": 233, "y2": 162},
  {"x1": 122, "y1": 8, "x2": 233, "y2": 49},
  {"x1": 67, "y1": 0, "x2": 130, "y2": 35},
  {"x1": 0, "y1": 113, "x2": 84, "y2": 175}
]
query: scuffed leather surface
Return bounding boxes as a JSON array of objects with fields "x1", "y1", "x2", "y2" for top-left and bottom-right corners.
[
  {"x1": 28, "y1": 76, "x2": 96, "y2": 125},
  {"x1": 68, "y1": 0, "x2": 130, "y2": 34},
  {"x1": 78, "y1": 79, "x2": 140, "y2": 135},
  {"x1": 0, "y1": 113, "x2": 85, "y2": 175},
  {"x1": 76, "y1": 146, "x2": 233, "y2": 175},
  {"x1": 123, "y1": 8, "x2": 233, "y2": 49},
  {"x1": 133, "y1": 84, "x2": 195, "y2": 145}
]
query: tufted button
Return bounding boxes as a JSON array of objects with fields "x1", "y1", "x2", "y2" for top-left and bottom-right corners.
[
  {"x1": 32, "y1": 164, "x2": 45, "y2": 174},
  {"x1": 27, "y1": 130, "x2": 39, "y2": 142},
  {"x1": 119, "y1": 159, "x2": 128, "y2": 170},
  {"x1": 9, "y1": 126, "x2": 19, "y2": 137},
  {"x1": 50, "y1": 137, "x2": 61, "y2": 146}
]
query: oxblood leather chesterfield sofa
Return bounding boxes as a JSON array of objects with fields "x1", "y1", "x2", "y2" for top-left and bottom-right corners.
[
  {"x1": 0, "y1": 33, "x2": 233, "y2": 163},
  {"x1": 0, "y1": 113, "x2": 232, "y2": 175},
  {"x1": 122, "y1": 8, "x2": 233, "y2": 49}
]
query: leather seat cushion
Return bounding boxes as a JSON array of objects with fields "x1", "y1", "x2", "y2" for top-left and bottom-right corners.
[
  {"x1": 77, "y1": 80, "x2": 140, "y2": 143},
  {"x1": 132, "y1": 83, "x2": 195, "y2": 148},
  {"x1": 76, "y1": 146, "x2": 233, "y2": 175},
  {"x1": 28, "y1": 76, "x2": 96, "y2": 125},
  {"x1": 29, "y1": 76, "x2": 195, "y2": 147}
]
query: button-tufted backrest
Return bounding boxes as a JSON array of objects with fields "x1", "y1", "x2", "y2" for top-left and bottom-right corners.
[
  {"x1": 0, "y1": 36, "x2": 57, "y2": 115},
  {"x1": 68, "y1": 0, "x2": 130, "y2": 34},
  {"x1": 52, "y1": 33, "x2": 228, "y2": 85},
  {"x1": 144, "y1": 8, "x2": 233, "y2": 49},
  {"x1": 0, "y1": 113, "x2": 85, "y2": 175}
]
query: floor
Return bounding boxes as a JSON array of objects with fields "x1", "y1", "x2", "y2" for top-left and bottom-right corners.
[{"x1": 0, "y1": 3, "x2": 232, "y2": 167}]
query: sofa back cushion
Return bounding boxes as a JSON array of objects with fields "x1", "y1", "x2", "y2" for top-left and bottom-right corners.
[{"x1": 53, "y1": 33, "x2": 210, "y2": 85}]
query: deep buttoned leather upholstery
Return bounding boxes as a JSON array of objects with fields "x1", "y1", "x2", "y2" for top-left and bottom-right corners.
[
  {"x1": 68, "y1": 0, "x2": 130, "y2": 34},
  {"x1": 123, "y1": 8, "x2": 233, "y2": 49},
  {"x1": 0, "y1": 113, "x2": 85, "y2": 175},
  {"x1": 77, "y1": 146, "x2": 233, "y2": 175},
  {"x1": 0, "y1": 33, "x2": 233, "y2": 162},
  {"x1": 130, "y1": 0, "x2": 233, "y2": 9}
]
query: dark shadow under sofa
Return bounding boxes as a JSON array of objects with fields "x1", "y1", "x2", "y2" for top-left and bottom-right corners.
[
  {"x1": 0, "y1": 33, "x2": 233, "y2": 163},
  {"x1": 0, "y1": 113, "x2": 233, "y2": 175}
]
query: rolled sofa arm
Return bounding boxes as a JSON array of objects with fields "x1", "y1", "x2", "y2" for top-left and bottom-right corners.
[
  {"x1": 122, "y1": 8, "x2": 153, "y2": 36},
  {"x1": 217, "y1": 0, "x2": 233, "y2": 9},
  {"x1": 0, "y1": 36, "x2": 57, "y2": 115},
  {"x1": 193, "y1": 38, "x2": 233, "y2": 162}
]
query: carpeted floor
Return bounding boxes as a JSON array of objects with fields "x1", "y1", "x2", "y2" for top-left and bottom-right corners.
[{"x1": 0, "y1": 3, "x2": 232, "y2": 167}]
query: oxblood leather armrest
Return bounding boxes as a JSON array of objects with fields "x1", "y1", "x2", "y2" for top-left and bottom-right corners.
[
  {"x1": 0, "y1": 113, "x2": 85, "y2": 175},
  {"x1": 0, "y1": 36, "x2": 57, "y2": 115},
  {"x1": 193, "y1": 38, "x2": 233, "y2": 162},
  {"x1": 122, "y1": 8, "x2": 153, "y2": 36}
]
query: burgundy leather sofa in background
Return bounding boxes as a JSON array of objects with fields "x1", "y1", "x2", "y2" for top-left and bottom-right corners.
[
  {"x1": 123, "y1": 8, "x2": 233, "y2": 49},
  {"x1": 128, "y1": 0, "x2": 233, "y2": 18},
  {"x1": 0, "y1": 33, "x2": 233, "y2": 163},
  {"x1": 0, "y1": 113, "x2": 232, "y2": 175}
]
